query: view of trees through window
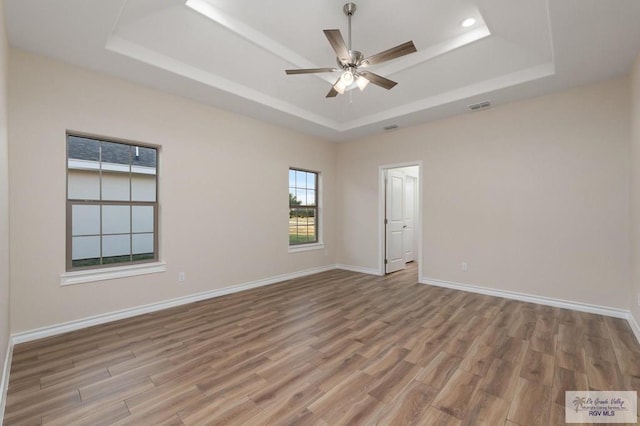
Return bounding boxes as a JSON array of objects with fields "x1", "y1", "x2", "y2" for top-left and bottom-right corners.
[
  {"x1": 67, "y1": 134, "x2": 158, "y2": 269},
  {"x1": 289, "y1": 168, "x2": 318, "y2": 245}
]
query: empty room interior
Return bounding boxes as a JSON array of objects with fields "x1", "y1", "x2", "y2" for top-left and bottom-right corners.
[{"x1": 1, "y1": 0, "x2": 640, "y2": 424}]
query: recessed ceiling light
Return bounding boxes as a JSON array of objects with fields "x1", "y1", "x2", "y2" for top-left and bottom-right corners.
[{"x1": 461, "y1": 17, "x2": 476, "y2": 28}]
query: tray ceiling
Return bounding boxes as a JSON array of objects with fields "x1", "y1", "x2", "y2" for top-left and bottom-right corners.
[{"x1": 5, "y1": 0, "x2": 640, "y2": 141}]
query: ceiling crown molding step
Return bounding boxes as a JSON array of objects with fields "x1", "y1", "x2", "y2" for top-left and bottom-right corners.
[{"x1": 6, "y1": 0, "x2": 639, "y2": 141}]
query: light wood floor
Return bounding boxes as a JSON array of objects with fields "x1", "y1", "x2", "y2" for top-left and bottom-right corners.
[{"x1": 4, "y1": 264, "x2": 640, "y2": 425}]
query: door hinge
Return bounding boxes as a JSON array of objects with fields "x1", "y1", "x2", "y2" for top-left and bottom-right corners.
[
  {"x1": 384, "y1": 219, "x2": 388, "y2": 224},
  {"x1": 384, "y1": 259, "x2": 388, "y2": 265}
]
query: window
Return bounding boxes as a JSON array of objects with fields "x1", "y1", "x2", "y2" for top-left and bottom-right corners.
[
  {"x1": 289, "y1": 168, "x2": 319, "y2": 245},
  {"x1": 66, "y1": 134, "x2": 158, "y2": 271}
]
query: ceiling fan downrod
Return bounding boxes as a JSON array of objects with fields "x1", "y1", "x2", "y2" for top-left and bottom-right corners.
[
  {"x1": 341, "y1": 3, "x2": 362, "y2": 75},
  {"x1": 344, "y1": 2, "x2": 356, "y2": 51}
]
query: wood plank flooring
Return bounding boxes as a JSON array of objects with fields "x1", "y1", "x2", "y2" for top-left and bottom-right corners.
[{"x1": 4, "y1": 264, "x2": 640, "y2": 425}]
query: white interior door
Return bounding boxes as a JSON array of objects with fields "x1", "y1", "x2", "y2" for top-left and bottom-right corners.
[
  {"x1": 385, "y1": 170, "x2": 406, "y2": 273},
  {"x1": 403, "y1": 175, "x2": 416, "y2": 263}
]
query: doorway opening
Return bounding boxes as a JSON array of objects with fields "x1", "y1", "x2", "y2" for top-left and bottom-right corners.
[{"x1": 379, "y1": 162, "x2": 422, "y2": 278}]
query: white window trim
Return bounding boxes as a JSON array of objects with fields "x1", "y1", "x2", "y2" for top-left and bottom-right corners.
[
  {"x1": 60, "y1": 261, "x2": 166, "y2": 286},
  {"x1": 288, "y1": 242, "x2": 325, "y2": 253}
]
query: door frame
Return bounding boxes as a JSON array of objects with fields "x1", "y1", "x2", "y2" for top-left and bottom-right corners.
[{"x1": 378, "y1": 161, "x2": 423, "y2": 278}]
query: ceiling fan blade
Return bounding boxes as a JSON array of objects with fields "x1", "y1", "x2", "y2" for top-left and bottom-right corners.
[
  {"x1": 285, "y1": 68, "x2": 337, "y2": 75},
  {"x1": 358, "y1": 71, "x2": 397, "y2": 90},
  {"x1": 361, "y1": 41, "x2": 417, "y2": 67},
  {"x1": 326, "y1": 87, "x2": 339, "y2": 98},
  {"x1": 323, "y1": 29, "x2": 350, "y2": 63}
]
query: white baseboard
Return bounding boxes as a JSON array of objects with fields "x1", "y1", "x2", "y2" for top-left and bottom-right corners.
[
  {"x1": 421, "y1": 276, "x2": 630, "y2": 319},
  {"x1": 11, "y1": 264, "x2": 336, "y2": 345},
  {"x1": 336, "y1": 264, "x2": 383, "y2": 276},
  {"x1": 9, "y1": 267, "x2": 640, "y2": 349},
  {"x1": 0, "y1": 338, "x2": 13, "y2": 425},
  {"x1": 422, "y1": 276, "x2": 640, "y2": 346}
]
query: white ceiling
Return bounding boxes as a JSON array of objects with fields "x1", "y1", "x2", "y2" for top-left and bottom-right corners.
[{"x1": 5, "y1": 0, "x2": 640, "y2": 142}]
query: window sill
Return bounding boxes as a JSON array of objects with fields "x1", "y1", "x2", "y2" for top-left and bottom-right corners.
[
  {"x1": 288, "y1": 243, "x2": 325, "y2": 253},
  {"x1": 60, "y1": 261, "x2": 167, "y2": 286}
]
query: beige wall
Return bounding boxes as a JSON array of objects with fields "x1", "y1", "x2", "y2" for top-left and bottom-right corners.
[
  {"x1": 0, "y1": 0, "x2": 10, "y2": 373},
  {"x1": 8, "y1": 50, "x2": 337, "y2": 332},
  {"x1": 5, "y1": 45, "x2": 637, "y2": 333},
  {"x1": 338, "y1": 78, "x2": 631, "y2": 309},
  {"x1": 630, "y1": 51, "x2": 640, "y2": 325}
]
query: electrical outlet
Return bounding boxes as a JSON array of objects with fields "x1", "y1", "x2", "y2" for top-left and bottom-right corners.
[
  {"x1": 178, "y1": 272, "x2": 186, "y2": 282},
  {"x1": 461, "y1": 262, "x2": 468, "y2": 272}
]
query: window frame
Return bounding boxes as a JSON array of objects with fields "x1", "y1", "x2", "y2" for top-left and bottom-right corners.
[
  {"x1": 288, "y1": 167, "x2": 321, "y2": 248},
  {"x1": 65, "y1": 132, "x2": 160, "y2": 272}
]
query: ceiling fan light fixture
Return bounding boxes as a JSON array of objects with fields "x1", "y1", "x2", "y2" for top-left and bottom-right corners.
[
  {"x1": 356, "y1": 75, "x2": 370, "y2": 91},
  {"x1": 334, "y1": 79, "x2": 347, "y2": 95},
  {"x1": 340, "y1": 69, "x2": 355, "y2": 85}
]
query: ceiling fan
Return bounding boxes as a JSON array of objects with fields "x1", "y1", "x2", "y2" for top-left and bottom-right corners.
[{"x1": 285, "y1": 2, "x2": 417, "y2": 98}]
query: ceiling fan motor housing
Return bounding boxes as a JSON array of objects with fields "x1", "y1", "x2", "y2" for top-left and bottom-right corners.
[{"x1": 337, "y1": 50, "x2": 363, "y2": 68}]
